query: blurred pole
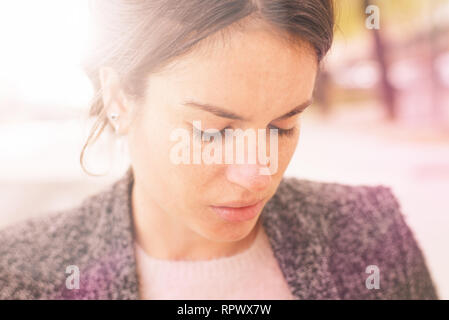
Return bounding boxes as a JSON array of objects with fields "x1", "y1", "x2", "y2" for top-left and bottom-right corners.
[
  {"x1": 314, "y1": 69, "x2": 331, "y2": 118},
  {"x1": 428, "y1": 1, "x2": 444, "y2": 128},
  {"x1": 364, "y1": 0, "x2": 397, "y2": 121}
]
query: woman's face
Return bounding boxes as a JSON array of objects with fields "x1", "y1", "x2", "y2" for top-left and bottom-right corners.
[{"x1": 126, "y1": 25, "x2": 317, "y2": 242}]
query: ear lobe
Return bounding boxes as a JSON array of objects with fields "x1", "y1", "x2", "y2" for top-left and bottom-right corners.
[
  {"x1": 115, "y1": 91, "x2": 137, "y2": 135},
  {"x1": 107, "y1": 101, "x2": 133, "y2": 136}
]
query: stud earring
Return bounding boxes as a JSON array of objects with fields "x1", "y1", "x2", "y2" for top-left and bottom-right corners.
[
  {"x1": 109, "y1": 113, "x2": 119, "y2": 121},
  {"x1": 108, "y1": 113, "x2": 120, "y2": 133}
]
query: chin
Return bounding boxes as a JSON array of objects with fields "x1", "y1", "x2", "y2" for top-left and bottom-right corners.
[{"x1": 199, "y1": 218, "x2": 259, "y2": 243}]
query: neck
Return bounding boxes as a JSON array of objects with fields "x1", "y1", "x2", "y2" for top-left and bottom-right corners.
[{"x1": 131, "y1": 180, "x2": 261, "y2": 261}]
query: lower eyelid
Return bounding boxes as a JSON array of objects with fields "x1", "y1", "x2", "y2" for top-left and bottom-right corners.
[
  {"x1": 270, "y1": 126, "x2": 296, "y2": 136},
  {"x1": 268, "y1": 125, "x2": 292, "y2": 131},
  {"x1": 193, "y1": 127, "x2": 225, "y2": 140}
]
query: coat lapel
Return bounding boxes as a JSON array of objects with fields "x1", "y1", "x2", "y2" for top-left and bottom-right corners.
[
  {"x1": 260, "y1": 180, "x2": 341, "y2": 299},
  {"x1": 60, "y1": 167, "x2": 139, "y2": 299}
]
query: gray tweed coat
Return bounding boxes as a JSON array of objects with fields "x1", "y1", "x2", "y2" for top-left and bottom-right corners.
[{"x1": 0, "y1": 167, "x2": 439, "y2": 299}]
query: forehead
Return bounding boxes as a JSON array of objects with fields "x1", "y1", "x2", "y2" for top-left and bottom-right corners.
[{"x1": 147, "y1": 23, "x2": 318, "y2": 112}]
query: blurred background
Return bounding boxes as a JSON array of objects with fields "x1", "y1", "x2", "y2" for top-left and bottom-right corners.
[{"x1": 0, "y1": 0, "x2": 448, "y2": 298}]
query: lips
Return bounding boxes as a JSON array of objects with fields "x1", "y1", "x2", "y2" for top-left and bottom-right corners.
[
  {"x1": 214, "y1": 199, "x2": 262, "y2": 208},
  {"x1": 210, "y1": 199, "x2": 265, "y2": 223}
]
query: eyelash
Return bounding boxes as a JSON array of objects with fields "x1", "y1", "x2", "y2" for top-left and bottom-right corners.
[
  {"x1": 193, "y1": 125, "x2": 296, "y2": 140},
  {"x1": 268, "y1": 125, "x2": 296, "y2": 137},
  {"x1": 193, "y1": 126, "x2": 227, "y2": 140}
]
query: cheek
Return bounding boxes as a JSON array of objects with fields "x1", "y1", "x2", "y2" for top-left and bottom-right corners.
[
  {"x1": 171, "y1": 163, "x2": 219, "y2": 200},
  {"x1": 127, "y1": 113, "x2": 177, "y2": 196},
  {"x1": 129, "y1": 116, "x2": 218, "y2": 204},
  {"x1": 275, "y1": 130, "x2": 301, "y2": 174},
  {"x1": 129, "y1": 119, "x2": 168, "y2": 170}
]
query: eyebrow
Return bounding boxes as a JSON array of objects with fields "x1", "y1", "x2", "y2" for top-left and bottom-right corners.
[{"x1": 182, "y1": 98, "x2": 313, "y2": 121}]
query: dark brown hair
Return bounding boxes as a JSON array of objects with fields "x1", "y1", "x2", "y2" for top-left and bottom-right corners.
[{"x1": 80, "y1": 0, "x2": 334, "y2": 175}]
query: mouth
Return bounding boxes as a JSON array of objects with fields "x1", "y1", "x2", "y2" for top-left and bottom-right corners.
[{"x1": 210, "y1": 199, "x2": 265, "y2": 223}]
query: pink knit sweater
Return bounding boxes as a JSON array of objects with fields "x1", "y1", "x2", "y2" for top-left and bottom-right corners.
[{"x1": 134, "y1": 224, "x2": 295, "y2": 300}]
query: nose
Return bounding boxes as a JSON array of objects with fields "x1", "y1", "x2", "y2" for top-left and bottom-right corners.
[{"x1": 225, "y1": 163, "x2": 272, "y2": 192}]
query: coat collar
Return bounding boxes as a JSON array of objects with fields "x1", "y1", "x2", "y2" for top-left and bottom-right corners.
[{"x1": 71, "y1": 166, "x2": 340, "y2": 299}]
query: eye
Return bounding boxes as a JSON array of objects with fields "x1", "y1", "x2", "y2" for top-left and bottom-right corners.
[
  {"x1": 268, "y1": 125, "x2": 296, "y2": 137},
  {"x1": 192, "y1": 124, "x2": 296, "y2": 140},
  {"x1": 193, "y1": 126, "x2": 229, "y2": 141}
]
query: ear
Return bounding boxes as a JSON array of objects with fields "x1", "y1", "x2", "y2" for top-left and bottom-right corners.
[{"x1": 99, "y1": 66, "x2": 134, "y2": 135}]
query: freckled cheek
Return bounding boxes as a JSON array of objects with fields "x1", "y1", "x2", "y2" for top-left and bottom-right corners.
[
  {"x1": 175, "y1": 162, "x2": 220, "y2": 189},
  {"x1": 275, "y1": 136, "x2": 300, "y2": 172},
  {"x1": 164, "y1": 132, "x2": 219, "y2": 182},
  {"x1": 164, "y1": 164, "x2": 219, "y2": 213}
]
